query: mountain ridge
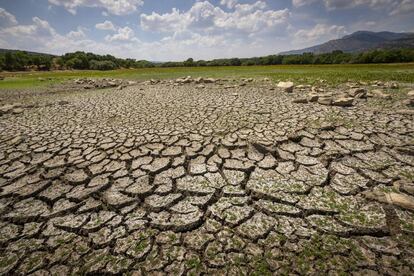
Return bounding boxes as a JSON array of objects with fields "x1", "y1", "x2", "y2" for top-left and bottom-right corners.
[{"x1": 280, "y1": 31, "x2": 414, "y2": 55}]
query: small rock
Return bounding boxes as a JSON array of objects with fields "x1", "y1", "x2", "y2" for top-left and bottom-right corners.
[
  {"x1": 404, "y1": 92, "x2": 414, "y2": 107},
  {"x1": 390, "y1": 82, "x2": 399, "y2": 89},
  {"x1": 332, "y1": 97, "x2": 354, "y2": 107},
  {"x1": 307, "y1": 93, "x2": 319, "y2": 102},
  {"x1": 396, "y1": 109, "x2": 414, "y2": 115},
  {"x1": 371, "y1": 89, "x2": 391, "y2": 100},
  {"x1": 317, "y1": 96, "x2": 332, "y2": 105},
  {"x1": 402, "y1": 99, "x2": 414, "y2": 107},
  {"x1": 277, "y1": 81, "x2": 294, "y2": 93},
  {"x1": 363, "y1": 191, "x2": 414, "y2": 211},
  {"x1": 296, "y1": 84, "x2": 310, "y2": 90},
  {"x1": 311, "y1": 86, "x2": 324, "y2": 93},
  {"x1": 293, "y1": 97, "x2": 308, "y2": 104},
  {"x1": 373, "y1": 81, "x2": 384, "y2": 86},
  {"x1": 196, "y1": 84, "x2": 205, "y2": 89},
  {"x1": 12, "y1": 108, "x2": 24, "y2": 114},
  {"x1": 57, "y1": 101, "x2": 70, "y2": 106},
  {"x1": 394, "y1": 181, "x2": 414, "y2": 197},
  {"x1": 0, "y1": 104, "x2": 15, "y2": 114},
  {"x1": 194, "y1": 77, "x2": 203, "y2": 84},
  {"x1": 204, "y1": 78, "x2": 216, "y2": 83},
  {"x1": 348, "y1": 88, "x2": 367, "y2": 98}
]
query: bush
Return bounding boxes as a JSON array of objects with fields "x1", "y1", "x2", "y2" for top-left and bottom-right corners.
[{"x1": 89, "y1": 60, "x2": 117, "y2": 70}]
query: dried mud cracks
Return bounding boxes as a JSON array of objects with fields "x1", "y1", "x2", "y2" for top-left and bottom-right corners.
[{"x1": 0, "y1": 81, "x2": 414, "y2": 275}]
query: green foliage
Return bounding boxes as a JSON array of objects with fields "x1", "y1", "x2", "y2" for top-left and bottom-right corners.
[
  {"x1": 160, "y1": 49, "x2": 414, "y2": 67},
  {"x1": 184, "y1": 58, "x2": 195, "y2": 67},
  {"x1": 1, "y1": 48, "x2": 414, "y2": 72},
  {"x1": 0, "y1": 50, "x2": 53, "y2": 71},
  {"x1": 89, "y1": 60, "x2": 117, "y2": 71}
]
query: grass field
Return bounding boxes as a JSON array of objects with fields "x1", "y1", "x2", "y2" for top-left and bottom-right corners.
[{"x1": 1, "y1": 63, "x2": 414, "y2": 89}]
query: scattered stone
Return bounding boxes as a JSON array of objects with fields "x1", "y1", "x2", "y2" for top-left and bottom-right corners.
[
  {"x1": 332, "y1": 97, "x2": 354, "y2": 107},
  {"x1": 363, "y1": 190, "x2": 414, "y2": 211},
  {"x1": 311, "y1": 86, "x2": 324, "y2": 93},
  {"x1": 293, "y1": 97, "x2": 308, "y2": 103},
  {"x1": 204, "y1": 78, "x2": 216, "y2": 83},
  {"x1": 317, "y1": 96, "x2": 332, "y2": 105},
  {"x1": 388, "y1": 82, "x2": 399, "y2": 89},
  {"x1": 348, "y1": 88, "x2": 367, "y2": 98},
  {"x1": 371, "y1": 89, "x2": 391, "y2": 99},
  {"x1": 404, "y1": 90, "x2": 414, "y2": 106},
  {"x1": 307, "y1": 93, "x2": 319, "y2": 102},
  {"x1": 277, "y1": 81, "x2": 294, "y2": 93},
  {"x1": 74, "y1": 78, "x2": 137, "y2": 90}
]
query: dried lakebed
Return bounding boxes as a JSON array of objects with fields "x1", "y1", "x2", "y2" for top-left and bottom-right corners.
[{"x1": 0, "y1": 80, "x2": 414, "y2": 275}]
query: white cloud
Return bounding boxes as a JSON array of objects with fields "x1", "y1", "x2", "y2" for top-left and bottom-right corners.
[
  {"x1": 390, "y1": 0, "x2": 414, "y2": 15},
  {"x1": 141, "y1": 1, "x2": 289, "y2": 34},
  {"x1": 294, "y1": 23, "x2": 347, "y2": 44},
  {"x1": 141, "y1": 8, "x2": 187, "y2": 33},
  {"x1": 324, "y1": 0, "x2": 394, "y2": 9},
  {"x1": 0, "y1": 8, "x2": 18, "y2": 27},
  {"x1": 95, "y1": 20, "x2": 116, "y2": 31},
  {"x1": 292, "y1": 0, "x2": 318, "y2": 7},
  {"x1": 0, "y1": 17, "x2": 59, "y2": 51},
  {"x1": 2, "y1": 17, "x2": 56, "y2": 38},
  {"x1": 48, "y1": 0, "x2": 144, "y2": 15},
  {"x1": 0, "y1": 12, "x2": 292, "y2": 62},
  {"x1": 67, "y1": 27, "x2": 86, "y2": 39},
  {"x1": 0, "y1": 17, "x2": 140, "y2": 58},
  {"x1": 293, "y1": 0, "x2": 398, "y2": 9},
  {"x1": 220, "y1": 0, "x2": 238, "y2": 9},
  {"x1": 105, "y1": 26, "x2": 138, "y2": 42},
  {"x1": 139, "y1": 1, "x2": 291, "y2": 60}
]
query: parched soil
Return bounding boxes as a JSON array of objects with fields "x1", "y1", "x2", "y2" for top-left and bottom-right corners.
[{"x1": 0, "y1": 80, "x2": 413, "y2": 275}]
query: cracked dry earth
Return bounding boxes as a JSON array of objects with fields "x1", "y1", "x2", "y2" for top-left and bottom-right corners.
[{"x1": 1, "y1": 81, "x2": 414, "y2": 275}]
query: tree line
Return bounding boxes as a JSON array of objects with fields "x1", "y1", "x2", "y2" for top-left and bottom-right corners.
[{"x1": 1, "y1": 48, "x2": 414, "y2": 71}]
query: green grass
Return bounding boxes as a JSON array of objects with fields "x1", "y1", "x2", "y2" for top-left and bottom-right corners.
[{"x1": 1, "y1": 63, "x2": 414, "y2": 89}]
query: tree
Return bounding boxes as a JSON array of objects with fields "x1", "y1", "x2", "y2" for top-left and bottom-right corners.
[
  {"x1": 229, "y1": 58, "x2": 241, "y2": 66},
  {"x1": 184, "y1": 58, "x2": 194, "y2": 67},
  {"x1": 89, "y1": 60, "x2": 117, "y2": 70},
  {"x1": 0, "y1": 55, "x2": 5, "y2": 71},
  {"x1": 66, "y1": 58, "x2": 84, "y2": 69},
  {"x1": 4, "y1": 52, "x2": 15, "y2": 70}
]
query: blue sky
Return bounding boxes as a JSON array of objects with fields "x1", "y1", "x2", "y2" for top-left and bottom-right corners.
[{"x1": 0, "y1": 0, "x2": 413, "y2": 61}]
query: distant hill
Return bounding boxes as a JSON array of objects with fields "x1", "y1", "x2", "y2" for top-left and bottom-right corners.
[
  {"x1": 280, "y1": 31, "x2": 414, "y2": 55},
  {"x1": 0, "y1": 48, "x2": 56, "y2": 57}
]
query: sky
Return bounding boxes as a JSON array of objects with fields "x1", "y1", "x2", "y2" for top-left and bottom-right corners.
[{"x1": 0, "y1": 0, "x2": 413, "y2": 61}]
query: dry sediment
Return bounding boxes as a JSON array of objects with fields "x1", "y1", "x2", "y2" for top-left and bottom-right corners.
[{"x1": 0, "y1": 79, "x2": 413, "y2": 274}]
